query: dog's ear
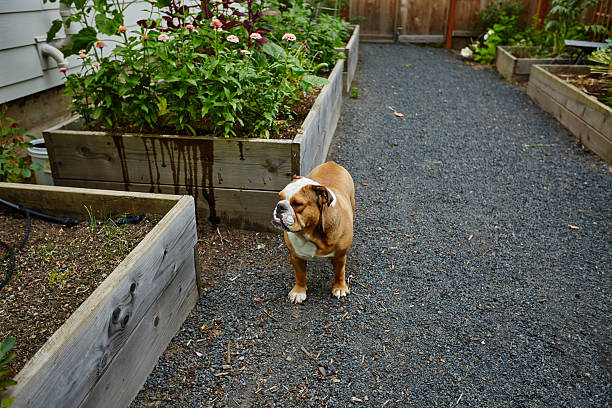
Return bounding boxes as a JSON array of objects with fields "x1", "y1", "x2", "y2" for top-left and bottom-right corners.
[{"x1": 312, "y1": 185, "x2": 333, "y2": 207}]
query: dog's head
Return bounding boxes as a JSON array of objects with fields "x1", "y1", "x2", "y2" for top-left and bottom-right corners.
[{"x1": 272, "y1": 176, "x2": 336, "y2": 232}]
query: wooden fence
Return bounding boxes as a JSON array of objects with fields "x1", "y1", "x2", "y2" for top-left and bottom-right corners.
[{"x1": 349, "y1": 0, "x2": 552, "y2": 44}]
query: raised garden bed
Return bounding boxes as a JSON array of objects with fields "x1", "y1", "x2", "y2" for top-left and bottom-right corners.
[
  {"x1": 527, "y1": 64, "x2": 612, "y2": 164},
  {"x1": 43, "y1": 60, "x2": 344, "y2": 232},
  {"x1": 496, "y1": 46, "x2": 573, "y2": 82},
  {"x1": 0, "y1": 183, "x2": 199, "y2": 408},
  {"x1": 336, "y1": 25, "x2": 360, "y2": 93}
]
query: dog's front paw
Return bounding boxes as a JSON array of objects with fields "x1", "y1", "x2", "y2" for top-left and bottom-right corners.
[
  {"x1": 288, "y1": 287, "x2": 307, "y2": 304},
  {"x1": 332, "y1": 284, "x2": 350, "y2": 299}
]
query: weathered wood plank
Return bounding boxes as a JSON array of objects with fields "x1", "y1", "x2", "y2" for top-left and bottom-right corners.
[
  {"x1": 527, "y1": 70, "x2": 612, "y2": 164},
  {"x1": 44, "y1": 126, "x2": 294, "y2": 191},
  {"x1": 495, "y1": 46, "x2": 572, "y2": 82},
  {"x1": 346, "y1": 25, "x2": 360, "y2": 93},
  {"x1": 7, "y1": 196, "x2": 198, "y2": 407},
  {"x1": 52, "y1": 179, "x2": 281, "y2": 232},
  {"x1": 296, "y1": 59, "x2": 344, "y2": 176},
  {"x1": 79, "y1": 249, "x2": 198, "y2": 408},
  {"x1": 529, "y1": 65, "x2": 611, "y2": 140},
  {"x1": 0, "y1": 182, "x2": 182, "y2": 218}
]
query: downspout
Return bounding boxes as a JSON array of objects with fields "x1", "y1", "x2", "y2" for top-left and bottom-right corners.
[
  {"x1": 40, "y1": 44, "x2": 68, "y2": 69},
  {"x1": 445, "y1": 0, "x2": 457, "y2": 49},
  {"x1": 40, "y1": 3, "x2": 72, "y2": 69}
]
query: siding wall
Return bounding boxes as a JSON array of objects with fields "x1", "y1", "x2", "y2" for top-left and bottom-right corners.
[{"x1": 0, "y1": 0, "x2": 152, "y2": 104}]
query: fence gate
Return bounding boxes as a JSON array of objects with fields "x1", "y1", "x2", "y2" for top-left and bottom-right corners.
[{"x1": 350, "y1": 0, "x2": 399, "y2": 42}]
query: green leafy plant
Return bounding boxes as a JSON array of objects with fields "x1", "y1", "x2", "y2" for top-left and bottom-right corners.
[
  {"x1": 545, "y1": 0, "x2": 608, "y2": 55},
  {"x1": 0, "y1": 337, "x2": 16, "y2": 407},
  {"x1": 45, "y1": 0, "x2": 344, "y2": 138},
  {"x1": 462, "y1": 8, "x2": 526, "y2": 64},
  {"x1": 471, "y1": 0, "x2": 526, "y2": 37},
  {"x1": 588, "y1": 39, "x2": 612, "y2": 106},
  {"x1": 0, "y1": 106, "x2": 41, "y2": 183},
  {"x1": 349, "y1": 86, "x2": 359, "y2": 98}
]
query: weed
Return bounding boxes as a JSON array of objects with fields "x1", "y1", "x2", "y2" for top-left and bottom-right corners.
[{"x1": 349, "y1": 87, "x2": 360, "y2": 99}]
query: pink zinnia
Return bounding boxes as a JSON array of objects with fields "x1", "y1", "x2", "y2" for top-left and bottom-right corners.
[
  {"x1": 118, "y1": 26, "x2": 127, "y2": 33},
  {"x1": 141, "y1": 34, "x2": 149, "y2": 41},
  {"x1": 226, "y1": 35, "x2": 239, "y2": 43},
  {"x1": 282, "y1": 33, "x2": 296, "y2": 41},
  {"x1": 250, "y1": 32, "x2": 262, "y2": 40},
  {"x1": 59, "y1": 67, "x2": 68, "y2": 73},
  {"x1": 185, "y1": 24, "x2": 195, "y2": 30},
  {"x1": 158, "y1": 33, "x2": 169, "y2": 42},
  {"x1": 95, "y1": 40, "x2": 105, "y2": 48},
  {"x1": 210, "y1": 19, "x2": 222, "y2": 28},
  {"x1": 78, "y1": 51, "x2": 87, "y2": 59},
  {"x1": 92, "y1": 61, "x2": 100, "y2": 68},
  {"x1": 240, "y1": 49, "x2": 251, "y2": 55}
]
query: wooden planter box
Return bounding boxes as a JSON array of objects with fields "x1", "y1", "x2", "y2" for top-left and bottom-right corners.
[
  {"x1": 43, "y1": 59, "x2": 344, "y2": 232},
  {"x1": 496, "y1": 46, "x2": 572, "y2": 82},
  {"x1": 336, "y1": 25, "x2": 360, "y2": 93},
  {"x1": 0, "y1": 183, "x2": 200, "y2": 408},
  {"x1": 527, "y1": 65, "x2": 612, "y2": 164}
]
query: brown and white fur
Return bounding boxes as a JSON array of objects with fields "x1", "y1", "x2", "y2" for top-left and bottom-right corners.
[{"x1": 272, "y1": 161, "x2": 355, "y2": 303}]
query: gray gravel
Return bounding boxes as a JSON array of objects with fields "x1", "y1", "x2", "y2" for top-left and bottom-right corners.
[{"x1": 132, "y1": 44, "x2": 611, "y2": 407}]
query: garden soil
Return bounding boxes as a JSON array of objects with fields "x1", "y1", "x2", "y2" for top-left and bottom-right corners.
[
  {"x1": 0, "y1": 210, "x2": 159, "y2": 374},
  {"x1": 133, "y1": 44, "x2": 611, "y2": 407}
]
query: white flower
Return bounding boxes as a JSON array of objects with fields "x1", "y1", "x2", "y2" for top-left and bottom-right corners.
[
  {"x1": 484, "y1": 29, "x2": 494, "y2": 41},
  {"x1": 460, "y1": 47, "x2": 473, "y2": 58}
]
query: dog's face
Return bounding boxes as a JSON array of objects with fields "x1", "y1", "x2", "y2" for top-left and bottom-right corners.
[{"x1": 272, "y1": 177, "x2": 335, "y2": 232}]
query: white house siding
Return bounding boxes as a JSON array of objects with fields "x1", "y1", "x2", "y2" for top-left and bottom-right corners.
[{"x1": 0, "y1": 0, "x2": 153, "y2": 104}]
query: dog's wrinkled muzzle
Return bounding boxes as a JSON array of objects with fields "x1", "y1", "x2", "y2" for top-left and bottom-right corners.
[{"x1": 271, "y1": 200, "x2": 294, "y2": 230}]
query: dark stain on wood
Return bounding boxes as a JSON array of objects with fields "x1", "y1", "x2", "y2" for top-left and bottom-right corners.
[
  {"x1": 112, "y1": 136, "x2": 131, "y2": 191},
  {"x1": 238, "y1": 141, "x2": 245, "y2": 160},
  {"x1": 141, "y1": 136, "x2": 218, "y2": 225}
]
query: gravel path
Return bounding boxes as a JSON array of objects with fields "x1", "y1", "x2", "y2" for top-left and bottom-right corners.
[{"x1": 133, "y1": 44, "x2": 611, "y2": 407}]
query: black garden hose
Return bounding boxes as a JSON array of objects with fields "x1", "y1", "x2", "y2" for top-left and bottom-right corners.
[
  {"x1": 0, "y1": 198, "x2": 144, "y2": 291},
  {"x1": 0, "y1": 209, "x2": 30, "y2": 291},
  {"x1": 0, "y1": 198, "x2": 80, "y2": 292}
]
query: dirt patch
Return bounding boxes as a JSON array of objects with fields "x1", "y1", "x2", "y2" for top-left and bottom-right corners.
[
  {"x1": 556, "y1": 72, "x2": 611, "y2": 107},
  {"x1": 0, "y1": 208, "x2": 160, "y2": 375}
]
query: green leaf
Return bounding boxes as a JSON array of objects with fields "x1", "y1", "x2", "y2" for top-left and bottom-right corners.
[
  {"x1": 46, "y1": 19, "x2": 63, "y2": 43},
  {"x1": 0, "y1": 338, "x2": 15, "y2": 361},
  {"x1": 69, "y1": 26, "x2": 98, "y2": 55},
  {"x1": 262, "y1": 41, "x2": 287, "y2": 60},
  {"x1": 94, "y1": 13, "x2": 117, "y2": 36},
  {"x1": 301, "y1": 75, "x2": 329, "y2": 88},
  {"x1": 1, "y1": 396, "x2": 15, "y2": 408}
]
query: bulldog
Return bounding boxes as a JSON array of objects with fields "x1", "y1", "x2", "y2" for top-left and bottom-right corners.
[{"x1": 272, "y1": 161, "x2": 355, "y2": 303}]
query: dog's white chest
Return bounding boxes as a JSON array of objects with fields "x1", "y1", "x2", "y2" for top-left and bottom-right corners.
[{"x1": 287, "y1": 232, "x2": 334, "y2": 261}]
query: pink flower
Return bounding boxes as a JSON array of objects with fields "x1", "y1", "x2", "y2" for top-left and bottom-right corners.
[
  {"x1": 118, "y1": 26, "x2": 127, "y2": 33},
  {"x1": 250, "y1": 32, "x2": 262, "y2": 40},
  {"x1": 95, "y1": 40, "x2": 105, "y2": 48},
  {"x1": 158, "y1": 33, "x2": 169, "y2": 42},
  {"x1": 185, "y1": 24, "x2": 195, "y2": 30},
  {"x1": 92, "y1": 61, "x2": 100, "y2": 68},
  {"x1": 210, "y1": 19, "x2": 222, "y2": 28},
  {"x1": 141, "y1": 34, "x2": 149, "y2": 41},
  {"x1": 226, "y1": 35, "x2": 239, "y2": 43},
  {"x1": 78, "y1": 51, "x2": 87, "y2": 59},
  {"x1": 59, "y1": 67, "x2": 68, "y2": 73},
  {"x1": 240, "y1": 49, "x2": 251, "y2": 55},
  {"x1": 282, "y1": 33, "x2": 296, "y2": 41}
]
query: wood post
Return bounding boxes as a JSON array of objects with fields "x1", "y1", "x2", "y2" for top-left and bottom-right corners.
[{"x1": 445, "y1": 0, "x2": 457, "y2": 49}]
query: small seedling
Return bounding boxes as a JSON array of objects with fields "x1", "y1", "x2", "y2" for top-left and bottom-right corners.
[
  {"x1": 48, "y1": 267, "x2": 70, "y2": 285},
  {"x1": 84, "y1": 205, "x2": 97, "y2": 234},
  {"x1": 349, "y1": 87, "x2": 360, "y2": 99}
]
